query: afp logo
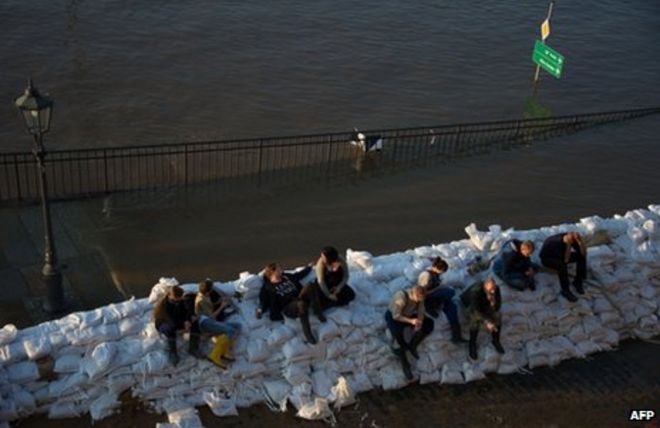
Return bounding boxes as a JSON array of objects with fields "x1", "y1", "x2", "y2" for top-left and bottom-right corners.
[{"x1": 629, "y1": 409, "x2": 655, "y2": 421}]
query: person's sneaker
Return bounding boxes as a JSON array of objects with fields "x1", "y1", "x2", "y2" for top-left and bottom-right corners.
[
  {"x1": 315, "y1": 312, "x2": 327, "y2": 323},
  {"x1": 573, "y1": 281, "x2": 585, "y2": 295},
  {"x1": 561, "y1": 290, "x2": 578, "y2": 302}
]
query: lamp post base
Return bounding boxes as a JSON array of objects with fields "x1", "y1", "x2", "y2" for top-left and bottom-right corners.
[{"x1": 42, "y1": 264, "x2": 66, "y2": 314}]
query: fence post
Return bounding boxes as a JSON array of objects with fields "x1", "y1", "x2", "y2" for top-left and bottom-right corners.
[
  {"x1": 14, "y1": 154, "x2": 22, "y2": 200},
  {"x1": 326, "y1": 136, "x2": 334, "y2": 175},
  {"x1": 103, "y1": 149, "x2": 109, "y2": 193},
  {"x1": 184, "y1": 145, "x2": 189, "y2": 188},
  {"x1": 257, "y1": 139, "x2": 263, "y2": 187}
]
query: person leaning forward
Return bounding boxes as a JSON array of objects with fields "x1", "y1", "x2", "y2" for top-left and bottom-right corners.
[
  {"x1": 385, "y1": 285, "x2": 434, "y2": 380},
  {"x1": 460, "y1": 278, "x2": 504, "y2": 360},
  {"x1": 540, "y1": 231, "x2": 587, "y2": 303},
  {"x1": 492, "y1": 239, "x2": 537, "y2": 291}
]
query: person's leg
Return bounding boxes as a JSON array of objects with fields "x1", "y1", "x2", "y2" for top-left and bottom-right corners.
[
  {"x1": 409, "y1": 317, "x2": 435, "y2": 359},
  {"x1": 332, "y1": 285, "x2": 356, "y2": 307},
  {"x1": 283, "y1": 300, "x2": 317, "y2": 344},
  {"x1": 541, "y1": 257, "x2": 577, "y2": 302},
  {"x1": 434, "y1": 290, "x2": 466, "y2": 343},
  {"x1": 491, "y1": 314, "x2": 504, "y2": 354},
  {"x1": 199, "y1": 317, "x2": 238, "y2": 338},
  {"x1": 303, "y1": 282, "x2": 328, "y2": 322},
  {"x1": 568, "y1": 252, "x2": 587, "y2": 294},
  {"x1": 157, "y1": 322, "x2": 179, "y2": 366},
  {"x1": 502, "y1": 271, "x2": 528, "y2": 291},
  {"x1": 385, "y1": 311, "x2": 413, "y2": 380},
  {"x1": 468, "y1": 316, "x2": 482, "y2": 360}
]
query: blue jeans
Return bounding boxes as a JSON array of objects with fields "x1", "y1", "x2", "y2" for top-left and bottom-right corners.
[
  {"x1": 198, "y1": 317, "x2": 241, "y2": 338},
  {"x1": 425, "y1": 287, "x2": 459, "y2": 325},
  {"x1": 493, "y1": 256, "x2": 529, "y2": 291}
]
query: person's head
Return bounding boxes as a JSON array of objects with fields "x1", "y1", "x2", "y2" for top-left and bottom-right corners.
[
  {"x1": 199, "y1": 279, "x2": 213, "y2": 295},
  {"x1": 321, "y1": 246, "x2": 340, "y2": 266},
  {"x1": 167, "y1": 285, "x2": 184, "y2": 302},
  {"x1": 563, "y1": 232, "x2": 581, "y2": 244},
  {"x1": 520, "y1": 240, "x2": 535, "y2": 257},
  {"x1": 430, "y1": 257, "x2": 448, "y2": 274},
  {"x1": 263, "y1": 262, "x2": 283, "y2": 283},
  {"x1": 410, "y1": 285, "x2": 426, "y2": 303},
  {"x1": 483, "y1": 278, "x2": 497, "y2": 297}
]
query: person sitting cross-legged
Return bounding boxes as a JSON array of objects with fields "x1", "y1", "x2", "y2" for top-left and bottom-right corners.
[
  {"x1": 492, "y1": 239, "x2": 537, "y2": 291},
  {"x1": 306, "y1": 246, "x2": 356, "y2": 322},
  {"x1": 193, "y1": 280, "x2": 242, "y2": 368},
  {"x1": 385, "y1": 285, "x2": 434, "y2": 380},
  {"x1": 257, "y1": 263, "x2": 317, "y2": 344},
  {"x1": 418, "y1": 257, "x2": 466, "y2": 343},
  {"x1": 460, "y1": 278, "x2": 504, "y2": 360}
]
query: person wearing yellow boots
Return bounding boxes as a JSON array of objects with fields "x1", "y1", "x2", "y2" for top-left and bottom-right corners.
[
  {"x1": 194, "y1": 280, "x2": 241, "y2": 366},
  {"x1": 207, "y1": 334, "x2": 233, "y2": 369}
]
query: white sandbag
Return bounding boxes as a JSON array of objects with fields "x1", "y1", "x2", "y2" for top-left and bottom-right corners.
[
  {"x1": 148, "y1": 277, "x2": 179, "y2": 304},
  {"x1": 441, "y1": 363, "x2": 464, "y2": 384},
  {"x1": 317, "y1": 320, "x2": 341, "y2": 342},
  {"x1": 326, "y1": 339, "x2": 347, "y2": 359},
  {"x1": 346, "y1": 372, "x2": 373, "y2": 394},
  {"x1": 11, "y1": 385, "x2": 36, "y2": 416},
  {"x1": 576, "y1": 340, "x2": 601, "y2": 356},
  {"x1": 67, "y1": 323, "x2": 120, "y2": 347},
  {"x1": 235, "y1": 272, "x2": 262, "y2": 299},
  {"x1": 0, "y1": 341, "x2": 28, "y2": 365},
  {"x1": 47, "y1": 402, "x2": 82, "y2": 419},
  {"x1": 6, "y1": 361, "x2": 39, "y2": 384},
  {"x1": 83, "y1": 342, "x2": 118, "y2": 380},
  {"x1": 419, "y1": 370, "x2": 442, "y2": 385},
  {"x1": 118, "y1": 317, "x2": 143, "y2": 336},
  {"x1": 344, "y1": 328, "x2": 365, "y2": 345},
  {"x1": 53, "y1": 354, "x2": 82, "y2": 374},
  {"x1": 23, "y1": 336, "x2": 52, "y2": 361},
  {"x1": 167, "y1": 407, "x2": 204, "y2": 428},
  {"x1": 263, "y1": 379, "x2": 290, "y2": 411},
  {"x1": 480, "y1": 346, "x2": 501, "y2": 373},
  {"x1": 267, "y1": 324, "x2": 295, "y2": 347},
  {"x1": 380, "y1": 365, "x2": 409, "y2": 390},
  {"x1": 328, "y1": 376, "x2": 355, "y2": 409},
  {"x1": 115, "y1": 338, "x2": 148, "y2": 367},
  {"x1": 90, "y1": 392, "x2": 120, "y2": 421},
  {"x1": 48, "y1": 372, "x2": 88, "y2": 399},
  {"x1": 0, "y1": 324, "x2": 17, "y2": 346},
  {"x1": 203, "y1": 391, "x2": 238, "y2": 417},
  {"x1": 106, "y1": 373, "x2": 135, "y2": 395},
  {"x1": 282, "y1": 338, "x2": 315, "y2": 363},
  {"x1": 311, "y1": 370, "x2": 333, "y2": 398},
  {"x1": 229, "y1": 361, "x2": 267, "y2": 379},
  {"x1": 283, "y1": 362, "x2": 310, "y2": 385},
  {"x1": 462, "y1": 361, "x2": 486, "y2": 382},
  {"x1": 326, "y1": 308, "x2": 353, "y2": 326},
  {"x1": 134, "y1": 350, "x2": 170, "y2": 376},
  {"x1": 246, "y1": 339, "x2": 270, "y2": 364},
  {"x1": 296, "y1": 397, "x2": 335, "y2": 423},
  {"x1": 346, "y1": 249, "x2": 373, "y2": 270}
]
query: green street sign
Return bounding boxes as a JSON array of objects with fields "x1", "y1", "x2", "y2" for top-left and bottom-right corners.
[{"x1": 532, "y1": 39, "x2": 564, "y2": 78}]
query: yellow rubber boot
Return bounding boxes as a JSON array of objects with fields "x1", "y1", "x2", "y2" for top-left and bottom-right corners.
[
  {"x1": 207, "y1": 335, "x2": 228, "y2": 369},
  {"x1": 222, "y1": 337, "x2": 235, "y2": 362}
]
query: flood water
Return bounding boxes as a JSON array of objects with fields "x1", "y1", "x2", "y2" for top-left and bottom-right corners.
[{"x1": 1, "y1": 1, "x2": 660, "y2": 295}]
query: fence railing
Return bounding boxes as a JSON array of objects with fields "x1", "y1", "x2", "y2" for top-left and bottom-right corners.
[{"x1": 1, "y1": 106, "x2": 659, "y2": 204}]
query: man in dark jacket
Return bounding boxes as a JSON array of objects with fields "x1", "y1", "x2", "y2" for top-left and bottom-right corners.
[
  {"x1": 492, "y1": 240, "x2": 536, "y2": 291},
  {"x1": 460, "y1": 278, "x2": 504, "y2": 360},
  {"x1": 153, "y1": 285, "x2": 199, "y2": 366},
  {"x1": 256, "y1": 263, "x2": 317, "y2": 344},
  {"x1": 540, "y1": 232, "x2": 587, "y2": 302}
]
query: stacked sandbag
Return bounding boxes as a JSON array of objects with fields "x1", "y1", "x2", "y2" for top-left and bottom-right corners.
[{"x1": 1, "y1": 205, "x2": 659, "y2": 428}]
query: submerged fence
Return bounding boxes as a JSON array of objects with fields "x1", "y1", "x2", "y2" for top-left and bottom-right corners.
[{"x1": 1, "y1": 107, "x2": 659, "y2": 204}]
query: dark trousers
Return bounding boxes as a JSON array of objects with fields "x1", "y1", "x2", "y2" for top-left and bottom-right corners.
[
  {"x1": 156, "y1": 319, "x2": 199, "y2": 339},
  {"x1": 385, "y1": 310, "x2": 434, "y2": 349},
  {"x1": 305, "y1": 282, "x2": 356, "y2": 311},
  {"x1": 541, "y1": 252, "x2": 586, "y2": 292},
  {"x1": 281, "y1": 299, "x2": 309, "y2": 319},
  {"x1": 425, "y1": 288, "x2": 459, "y2": 325}
]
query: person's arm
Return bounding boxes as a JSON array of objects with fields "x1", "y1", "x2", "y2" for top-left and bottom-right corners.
[
  {"x1": 575, "y1": 234, "x2": 587, "y2": 257},
  {"x1": 391, "y1": 293, "x2": 419, "y2": 327},
  {"x1": 315, "y1": 259, "x2": 332, "y2": 298},
  {"x1": 418, "y1": 271, "x2": 439, "y2": 294},
  {"x1": 288, "y1": 265, "x2": 312, "y2": 284},
  {"x1": 331, "y1": 258, "x2": 349, "y2": 295}
]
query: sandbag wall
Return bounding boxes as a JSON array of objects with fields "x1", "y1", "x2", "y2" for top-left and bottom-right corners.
[{"x1": 1, "y1": 205, "x2": 659, "y2": 428}]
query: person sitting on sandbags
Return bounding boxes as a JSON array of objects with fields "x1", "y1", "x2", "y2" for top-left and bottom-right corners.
[
  {"x1": 385, "y1": 285, "x2": 434, "y2": 380},
  {"x1": 418, "y1": 257, "x2": 466, "y2": 343},
  {"x1": 539, "y1": 232, "x2": 587, "y2": 303},
  {"x1": 256, "y1": 262, "x2": 318, "y2": 344},
  {"x1": 153, "y1": 285, "x2": 199, "y2": 366},
  {"x1": 492, "y1": 239, "x2": 537, "y2": 291},
  {"x1": 461, "y1": 278, "x2": 504, "y2": 360},
  {"x1": 194, "y1": 280, "x2": 242, "y2": 368},
  {"x1": 306, "y1": 246, "x2": 356, "y2": 322}
]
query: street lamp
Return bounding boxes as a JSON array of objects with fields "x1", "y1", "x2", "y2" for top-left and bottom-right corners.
[{"x1": 14, "y1": 79, "x2": 66, "y2": 314}]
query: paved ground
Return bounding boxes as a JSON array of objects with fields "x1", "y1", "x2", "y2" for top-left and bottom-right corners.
[{"x1": 14, "y1": 339, "x2": 660, "y2": 428}]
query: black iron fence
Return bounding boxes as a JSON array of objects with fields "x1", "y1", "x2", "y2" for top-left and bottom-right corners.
[{"x1": 1, "y1": 107, "x2": 659, "y2": 204}]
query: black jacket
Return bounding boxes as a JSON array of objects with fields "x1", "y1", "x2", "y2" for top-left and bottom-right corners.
[
  {"x1": 258, "y1": 266, "x2": 312, "y2": 321},
  {"x1": 540, "y1": 233, "x2": 580, "y2": 261},
  {"x1": 460, "y1": 281, "x2": 501, "y2": 323},
  {"x1": 502, "y1": 239, "x2": 532, "y2": 274}
]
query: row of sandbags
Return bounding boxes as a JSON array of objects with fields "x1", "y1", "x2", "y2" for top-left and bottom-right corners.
[{"x1": 1, "y1": 205, "x2": 659, "y2": 428}]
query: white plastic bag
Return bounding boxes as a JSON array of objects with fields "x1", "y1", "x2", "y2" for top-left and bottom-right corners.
[{"x1": 203, "y1": 391, "x2": 239, "y2": 417}]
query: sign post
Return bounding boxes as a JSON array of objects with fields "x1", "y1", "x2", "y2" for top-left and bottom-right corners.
[
  {"x1": 532, "y1": 39, "x2": 564, "y2": 78},
  {"x1": 534, "y1": 1, "x2": 554, "y2": 82}
]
